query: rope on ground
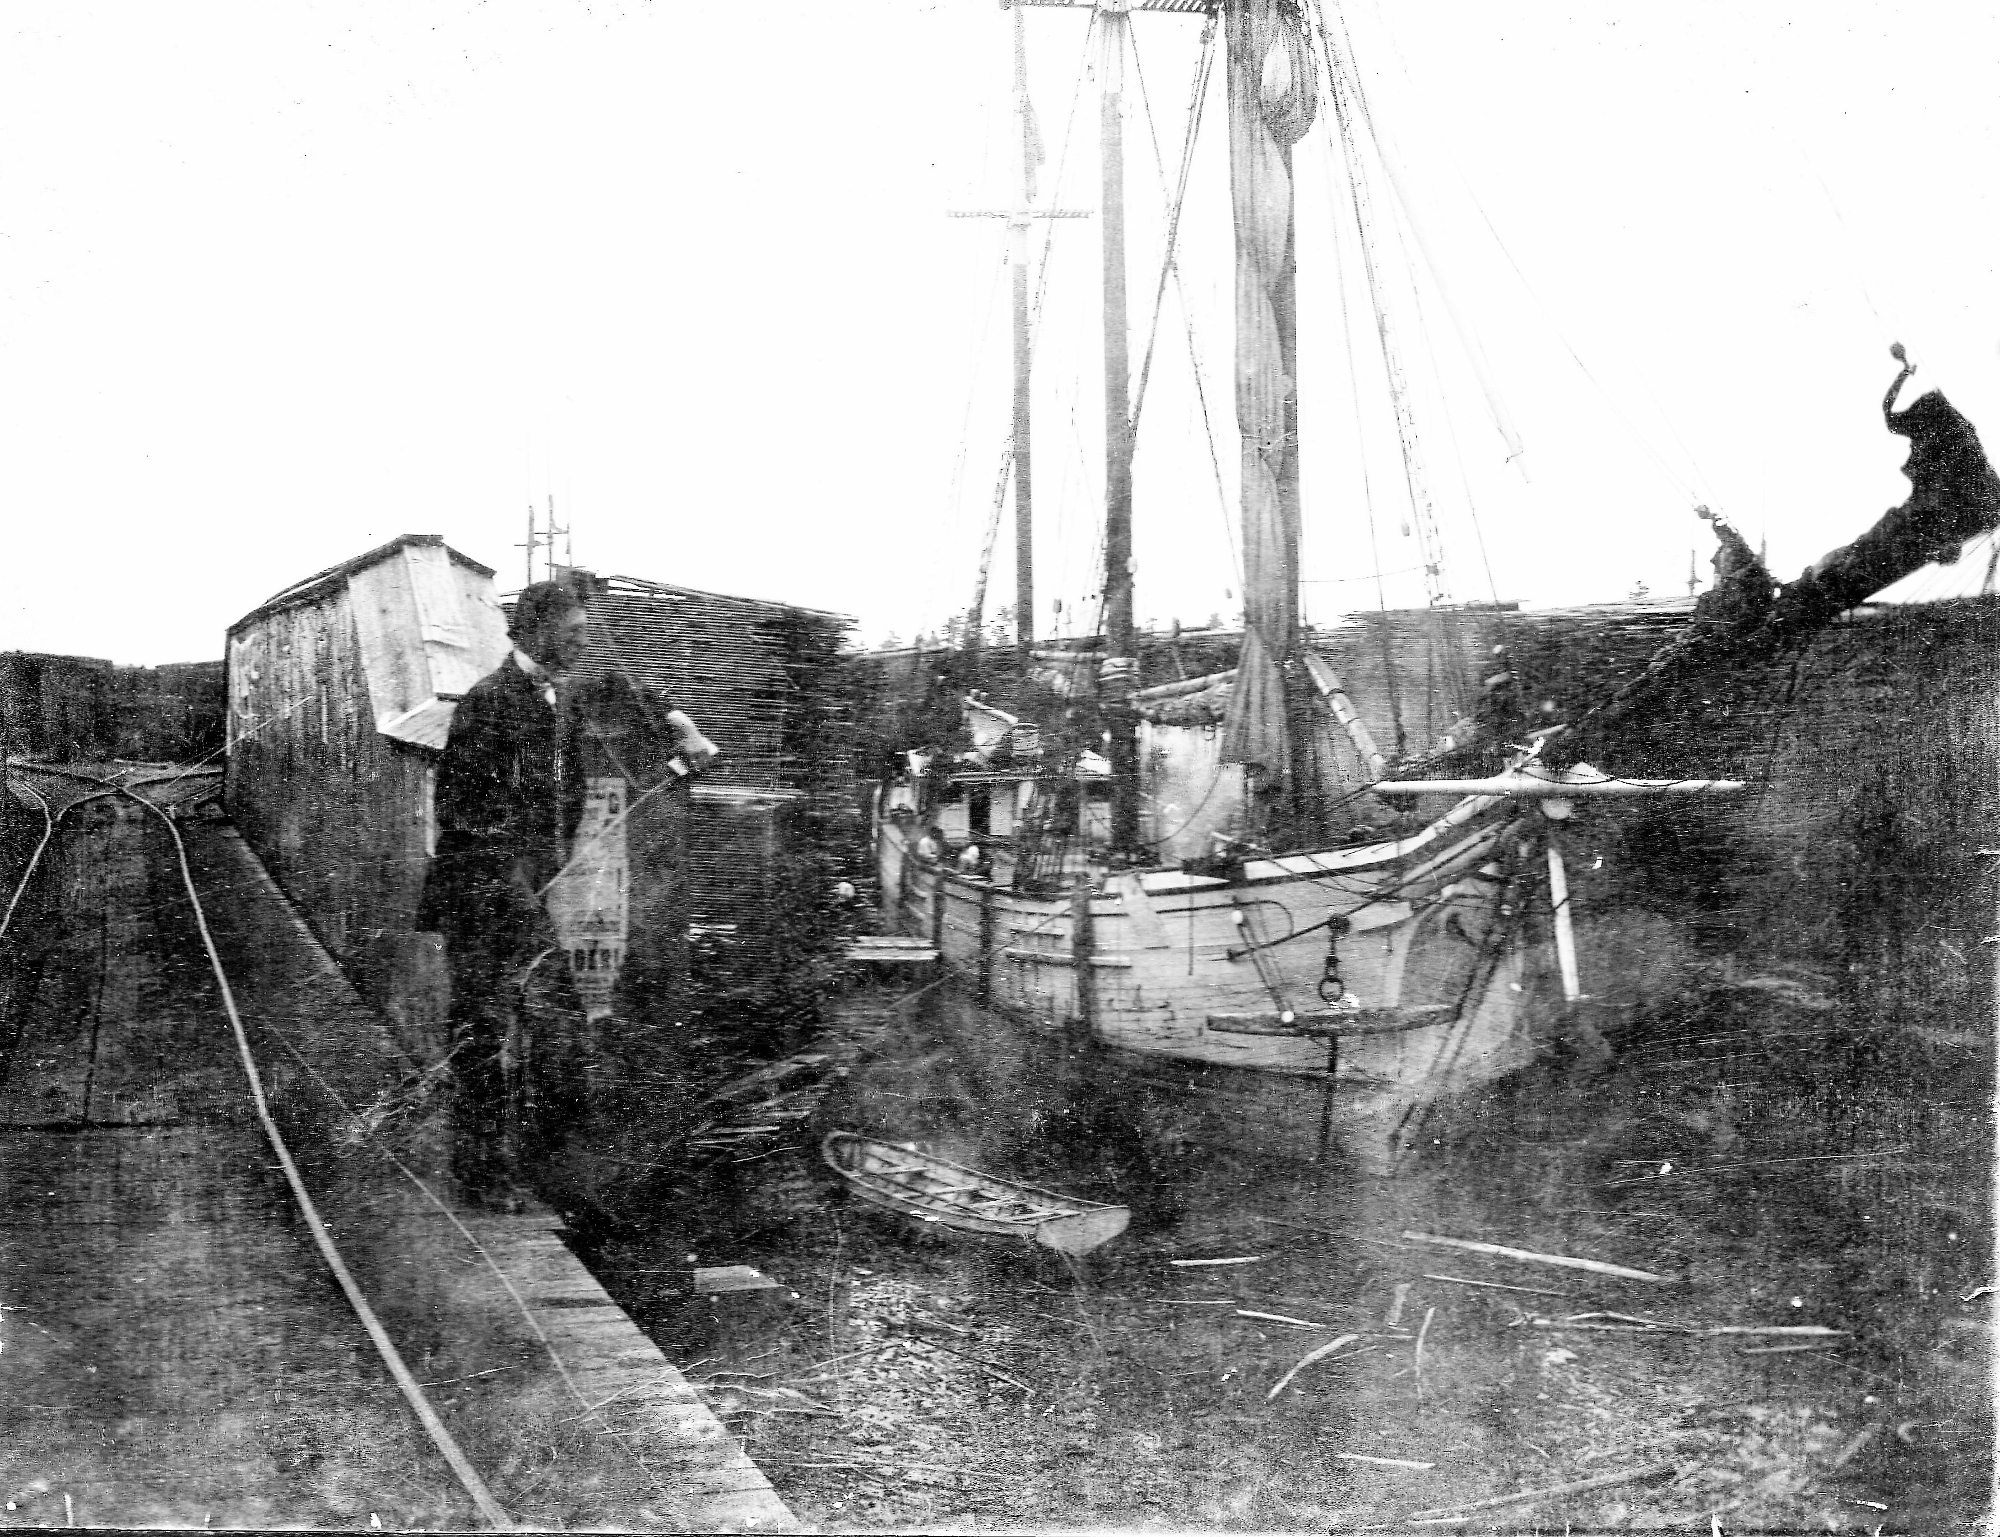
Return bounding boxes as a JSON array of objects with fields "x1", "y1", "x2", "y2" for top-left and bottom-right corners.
[
  {"x1": 108, "y1": 775, "x2": 516, "y2": 1530},
  {"x1": 0, "y1": 772, "x2": 59, "y2": 945},
  {"x1": 149, "y1": 780, "x2": 701, "y2": 1511}
]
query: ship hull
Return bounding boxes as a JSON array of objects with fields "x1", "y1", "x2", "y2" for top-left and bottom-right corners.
[{"x1": 875, "y1": 804, "x2": 1570, "y2": 1172}]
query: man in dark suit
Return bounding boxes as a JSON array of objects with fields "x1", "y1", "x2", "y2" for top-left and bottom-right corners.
[{"x1": 422, "y1": 580, "x2": 590, "y2": 1205}]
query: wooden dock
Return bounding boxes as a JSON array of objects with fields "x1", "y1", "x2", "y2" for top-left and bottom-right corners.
[
  {"x1": 0, "y1": 778, "x2": 796, "y2": 1531},
  {"x1": 846, "y1": 933, "x2": 941, "y2": 966}
]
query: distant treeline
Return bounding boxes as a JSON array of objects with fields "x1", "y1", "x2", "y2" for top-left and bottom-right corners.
[{"x1": 0, "y1": 651, "x2": 225, "y2": 764}]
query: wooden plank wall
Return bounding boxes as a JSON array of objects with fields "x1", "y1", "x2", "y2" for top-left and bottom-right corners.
[
  {"x1": 1, "y1": 653, "x2": 226, "y2": 765},
  {"x1": 225, "y1": 589, "x2": 444, "y2": 1054},
  {"x1": 581, "y1": 579, "x2": 857, "y2": 934}
]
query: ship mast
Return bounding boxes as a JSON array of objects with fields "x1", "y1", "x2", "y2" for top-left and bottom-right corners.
[
  {"x1": 1012, "y1": 0, "x2": 1211, "y2": 864},
  {"x1": 957, "y1": 8, "x2": 1089, "y2": 665},
  {"x1": 1096, "y1": 0, "x2": 1144, "y2": 861},
  {"x1": 1011, "y1": 5, "x2": 1041, "y2": 663}
]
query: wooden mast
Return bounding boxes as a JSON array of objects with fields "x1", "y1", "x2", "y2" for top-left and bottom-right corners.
[
  {"x1": 1011, "y1": 3, "x2": 1038, "y2": 663},
  {"x1": 1097, "y1": 0, "x2": 1144, "y2": 862},
  {"x1": 1012, "y1": 0, "x2": 1208, "y2": 864},
  {"x1": 952, "y1": 7, "x2": 1088, "y2": 664}
]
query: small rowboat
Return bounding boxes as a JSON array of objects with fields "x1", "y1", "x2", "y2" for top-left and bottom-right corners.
[{"x1": 821, "y1": 1132, "x2": 1130, "y2": 1257}]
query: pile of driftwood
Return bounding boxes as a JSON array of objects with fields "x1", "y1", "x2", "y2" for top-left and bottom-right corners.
[{"x1": 685, "y1": 1049, "x2": 843, "y2": 1164}]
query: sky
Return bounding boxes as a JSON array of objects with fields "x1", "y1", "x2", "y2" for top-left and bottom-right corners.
[{"x1": 2, "y1": 1, "x2": 1996, "y2": 663}]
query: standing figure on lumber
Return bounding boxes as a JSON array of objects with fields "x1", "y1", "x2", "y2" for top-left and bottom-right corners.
[{"x1": 421, "y1": 579, "x2": 592, "y2": 1207}]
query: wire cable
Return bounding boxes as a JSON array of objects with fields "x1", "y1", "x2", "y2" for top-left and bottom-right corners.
[
  {"x1": 1126, "y1": 18, "x2": 1215, "y2": 434},
  {"x1": 98, "y1": 773, "x2": 515, "y2": 1529}
]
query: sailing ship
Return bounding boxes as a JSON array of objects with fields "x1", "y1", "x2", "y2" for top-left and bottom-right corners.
[{"x1": 869, "y1": 2, "x2": 2000, "y2": 1172}]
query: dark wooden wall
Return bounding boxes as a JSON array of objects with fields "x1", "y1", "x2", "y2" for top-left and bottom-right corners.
[
  {"x1": 224, "y1": 589, "x2": 446, "y2": 1056},
  {"x1": 0, "y1": 653, "x2": 224, "y2": 764}
]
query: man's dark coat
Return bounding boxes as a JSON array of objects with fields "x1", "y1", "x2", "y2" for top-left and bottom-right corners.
[{"x1": 420, "y1": 656, "x2": 585, "y2": 945}]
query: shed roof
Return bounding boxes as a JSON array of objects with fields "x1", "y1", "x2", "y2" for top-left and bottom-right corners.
[{"x1": 227, "y1": 534, "x2": 495, "y2": 635}]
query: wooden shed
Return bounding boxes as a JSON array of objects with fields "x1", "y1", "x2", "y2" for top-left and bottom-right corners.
[
  {"x1": 226, "y1": 540, "x2": 855, "y2": 1074},
  {"x1": 224, "y1": 535, "x2": 515, "y2": 1056}
]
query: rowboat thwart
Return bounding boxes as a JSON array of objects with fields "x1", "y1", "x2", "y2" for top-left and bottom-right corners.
[{"x1": 821, "y1": 1132, "x2": 1131, "y2": 1257}]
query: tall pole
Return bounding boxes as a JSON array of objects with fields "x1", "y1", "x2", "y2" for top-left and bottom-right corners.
[
  {"x1": 948, "y1": 7, "x2": 1086, "y2": 667},
  {"x1": 1010, "y1": 2, "x2": 1036, "y2": 664},
  {"x1": 1098, "y1": 0, "x2": 1143, "y2": 862}
]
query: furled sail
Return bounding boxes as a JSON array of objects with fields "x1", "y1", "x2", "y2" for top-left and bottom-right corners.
[{"x1": 1218, "y1": 0, "x2": 1317, "y2": 786}]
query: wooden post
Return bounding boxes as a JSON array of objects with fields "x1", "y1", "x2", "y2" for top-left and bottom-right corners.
[
  {"x1": 930, "y1": 872, "x2": 947, "y2": 960},
  {"x1": 1070, "y1": 878, "x2": 1096, "y2": 1033},
  {"x1": 978, "y1": 880, "x2": 996, "y2": 1004},
  {"x1": 1545, "y1": 828, "x2": 1582, "y2": 1002},
  {"x1": 947, "y1": 7, "x2": 1087, "y2": 661}
]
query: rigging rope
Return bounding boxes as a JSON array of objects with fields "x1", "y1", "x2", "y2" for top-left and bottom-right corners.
[
  {"x1": 1123, "y1": 14, "x2": 1241, "y2": 595},
  {"x1": 1321, "y1": 0, "x2": 1527, "y2": 479},
  {"x1": 1374, "y1": 197, "x2": 1484, "y2": 728},
  {"x1": 8, "y1": 768, "x2": 519, "y2": 1529},
  {"x1": 1126, "y1": 18, "x2": 1215, "y2": 434},
  {"x1": 954, "y1": 249, "x2": 1014, "y2": 635},
  {"x1": 1316, "y1": 15, "x2": 1451, "y2": 610},
  {"x1": 963, "y1": 10, "x2": 1101, "y2": 640},
  {"x1": 1320, "y1": 101, "x2": 1409, "y2": 758},
  {"x1": 1467, "y1": 189, "x2": 1702, "y2": 510},
  {"x1": 1347, "y1": 0, "x2": 1708, "y2": 514}
]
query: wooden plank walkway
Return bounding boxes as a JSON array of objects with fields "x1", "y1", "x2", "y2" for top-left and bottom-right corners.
[
  {"x1": 847, "y1": 934, "x2": 940, "y2": 965},
  {"x1": 0, "y1": 786, "x2": 796, "y2": 1531}
]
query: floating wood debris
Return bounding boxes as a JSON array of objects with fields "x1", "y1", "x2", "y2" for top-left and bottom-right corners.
[
  {"x1": 900, "y1": 1331, "x2": 1035, "y2": 1395},
  {"x1": 1334, "y1": 1452, "x2": 1435, "y2": 1470},
  {"x1": 1401, "y1": 1231, "x2": 1669, "y2": 1283},
  {"x1": 1252, "y1": 1216, "x2": 1412, "y2": 1250},
  {"x1": 1514, "y1": 1315, "x2": 1685, "y2": 1333},
  {"x1": 1236, "y1": 1309, "x2": 1326, "y2": 1329},
  {"x1": 1170, "y1": 1255, "x2": 1265, "y2": 1267},
  {"x1": 1404, "y1": 1461, "x2": 1679, "y2": 1521},
  {"x1": 1385, "y1": 1282, "x2": 1412, "y2": 1326},
  {"x1": 1736, "y1": 1342, "x2": 1843, "y2": 1355},
  {"x1": 1513, "y1": 1314, "x2": 1848, "y2": 1339},
  {"x1": 821, "y1": 1132, "x2": 1129, "y2": 1256},
  {"x1": 1422, "y1": 1273, "x2": 1571, "y2": 1298},
  {"x1": 1266, "y1": 1333, "x2": 1363, "y2": 1400},
  {"x1": 1414, "y1": 1306, "x2": 1436, "y2": 1404}
]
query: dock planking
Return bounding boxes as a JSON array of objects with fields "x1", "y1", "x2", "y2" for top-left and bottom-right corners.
[
  {"x1": 179, "y1": 813, "x2": 799, "y2": 1531},
  {"x1": 0, "y1": 775, "x2": 796, "y2": 1531}
]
